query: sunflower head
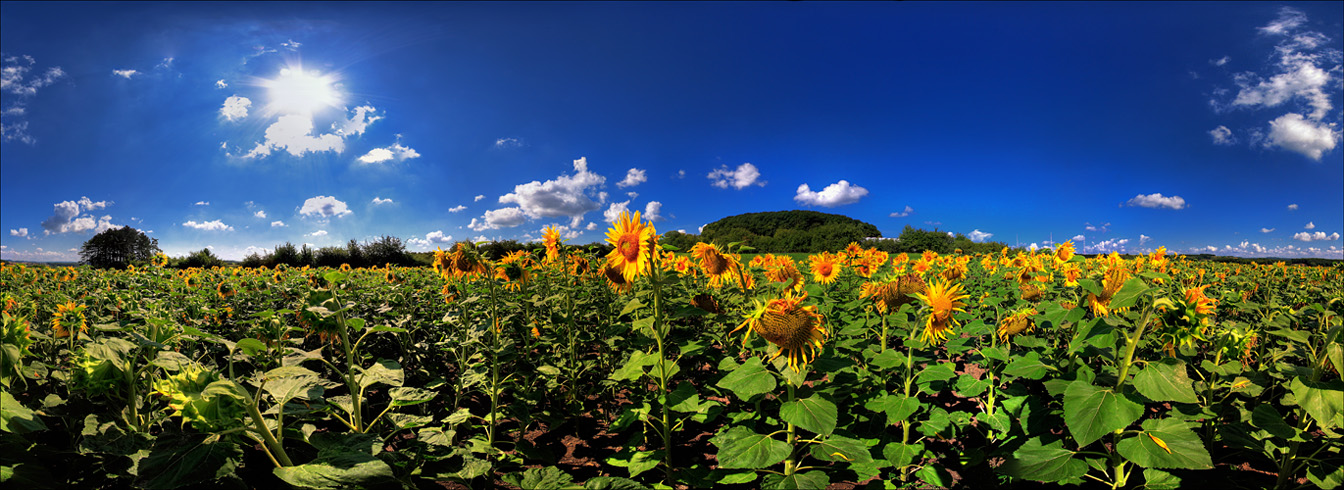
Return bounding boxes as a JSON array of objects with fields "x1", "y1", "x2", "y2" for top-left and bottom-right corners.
[
  {"x1": 691, "y1": 293, "x2": 724, "y2": 314},
  {"x1": 605, "y1": 211, "x2": 657, "y2": 282},
  {"x1": 543, "y1": 225, "x2": 562, "y2": 263},
  {"x1": 732, "y1": 291, "x2": 827, "y2": 372},
  {"x1": 568, "y1": 253, "x2": 591, "y2": 277},
  {"x1": 603, "y1": 263, "x2": 633, "y2": 294},
  {"x1": 52, "y1": 301, "x2": 87, "y2": 339},
  {"x1": 914, "y1": 279, "x2": 970, "y2": 345},
  {"x1": 997, "y1": 307, "x2": 1038, "y2": 342},
  {"x1": 809, "y1": 252, "x2": 842, "y2": 284},
  {"x1": 691, "y1": 242, "x2": 741, "y2": 287},
  {"x1": 861, "y1": 273, "x2": 925, "y2": 314},
  {"x1": 340, "y1": 263, "x2": 352, "y2": 272},
  {"x1": 1020, "y1": 283, "x2": 1043, "y2": 302},
  {"x1": 217, "y1": 281, "x2": 236, "y2": 299},
  {"x1": 1054, "y1": 241, "x2": 1075, "y2": 264},
  {"x1": 446, "y1": 242, "x2": 488, "y2": 281}
]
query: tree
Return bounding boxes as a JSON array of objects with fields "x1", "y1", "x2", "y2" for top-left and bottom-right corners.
[
  {"x1": 180, "y1": 248, "x2": 223, "y2": 268},
  {"x1": 79, "y1": 227, "x2": 160, "y2": 269}
]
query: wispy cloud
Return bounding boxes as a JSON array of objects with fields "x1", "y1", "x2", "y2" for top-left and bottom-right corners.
[
  {"x1": 1125, "y1": 193, "x2": 1186, "y2": 210},
  {"x1": 708, "y1": 163, "x2": 765, "y2": 189}
]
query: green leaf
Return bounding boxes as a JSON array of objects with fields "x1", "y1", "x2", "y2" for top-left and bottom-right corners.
[
  {"x1": 1116, "y1": 418, "x2": 1212, "y2": 470},
  {"x1": 235, "y1": 338, "x2": 267, "y2": 356},
  {"x1": 1003, "y1": 351, "x2": 1050, "y2": 380},
  {"x1": 0, "y1": 391, "x2": 46, "y2": 433},
  {"x1": 869, "y1": 350, "x2": 902, "y2": 370},
  {"x1": 1308, "y1": 461, "x2": 1342, "y2": 490},
  {"x1": 387, "y1": 413, "x2": 433, "y2": 430},
  {"x1": 389, "y1": 387, "x2": 436, "y2": 407},
  {"x1": 713, "y1": 426, "x2": 791, "y2": 469},
  {"x1": 1062, "y1": 380, "x2": 1144, "y2": 447},
  {"x1": 273, "y1": 453, "x2": 394, "y2": 489},
  {"x1": 916, "y1": 362, "x2": 957, "y2": 384},
  {"x1": 1003, "y1": 437, "x2": 1087, "y2": 482},
  {"x1": 762, "y1": 471, "x2": 828, "y2": 489},
  {"x1": 1077, "y1": 278, "x2": 1102, "y2": 297},
  {"x1": 261, "y1": 366, "x2": 324, "y2": 405},
  {"x1": 780, "y1": 395, "x2": 837, "y2": 435},
  {"x1": 356, "y1": 359, "x2": 404, "y2": 389},
  {"x1": 809, "y1": 435, "x2": 871, "y2": 463},
  {"x1": 1289, "y1": 377, "x2": 1344, "y2": 429},
  {"x1": 583, "y1": 476, "x2": 652, "y2": 490},
  {"x1": 915, "y1": 465, "x2": 952, "y2": 488},
  {"x1": 502, "y1": 467, "x2": 576, "y2": 490},
  {"x1": 137, "y1": 435, "x2": 244, "y2": 490},
  {"x1": 883, "y1": 442, "x2": 923, "y2": 468},
  {"x1": 606, "y1": 449, "x2": 660, "y2": 479},
  {"x1": 1108, "y1": 277, "x2": 1152, "y2": 310},
  {"x1": 864, "y1": 394, "x2": 920, "y2": 426},
  {"x1": 610, "y1": 351, "x2": 657, "y2": 382},
  {"x1": 1131, "y1": 359, "x2": 1198, "y2": 404},
  {"x1": 715, "y1": 357, "x2": 776, "y2": 402},
  {"x1": 1251, "y1": 404, "x2": 1299, "y2": 440},
  {"x1": 1143, "y1": 468, "x2": 1182, "y2": 490}
]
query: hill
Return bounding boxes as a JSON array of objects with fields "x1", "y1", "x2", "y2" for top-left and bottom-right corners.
[{"x1": 697, "y1": 210, "x2": 881, "y2": 252}]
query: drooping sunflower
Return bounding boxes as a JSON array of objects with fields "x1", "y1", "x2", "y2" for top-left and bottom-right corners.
[
  {"x1": 217, "y1": 281, "x2": 236, "y2": 299},
  {"x1": 914, "y1": 279, "x2": 970, "y2": 345},
  {"x1": 1087, "y1": 267, "x2": 1130, "y2": 317},
  {"x1": 997, "y1": 307, "x2": 1038, "y2": 342},
  {"x1": 605, "y1": 211, "x2": 656, "y2": 282},
  {"x1": 860, "y1": 273, "x2": 926, "y2": 314},
  {"x1": 691, "y1": 242, "x2": 741, "y2": 288},
  {"x1": 494, "y1": 250, "x2": 531, "y2": 292},
  {"x1": 809, "y1": 252, "x2": 842, "y2": 285},
  {"x1": 764, "y1": 258, "x2": 805, "y2": 293},
  {"x1": 151, "y1": 253, "x2": 169, "y2": 267},
  {"x1": 52, "y1": 301, "x2": 87, "y2": 339},
  {"x1": 603, "y1": 263, "x2": 633, "y2": 294},
  {"x1": 543, "y1": 225, "x2": 562, "y2": 264},
  {"x1": 384, "y1": 268, "x2": 404, "y2": 285},
  {"x1": 568, "y1": 253, "x2": 591, "y2": 278},
  {"x1": 1054, "y1": 241, "x2": 1075, "y2": 265},
  {"x1": 732, "y1": 290, "x2": 827, "y2": 372},
  {"x1": 446, "y1": 242, "x2": 489, "y2": 281}
]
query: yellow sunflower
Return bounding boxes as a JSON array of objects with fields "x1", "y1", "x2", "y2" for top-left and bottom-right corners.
[
  {"x1": 52, "y1": 301, "x2": 87, "y2": 339},
  {"x1": 603, "y1": 263, "x2": 633, "y2": 294},
  {"x1": 809, "y1": 252, "x2": 842, "y2": 284},
  {"x1": 997, "y1": 307, "x2": 1038, "y2": 342},
  {"x1": 914, "y1": 279, "x2": 970, "y2": 345},
  {"x1": 604, "y1": 210, "x2": 656, "y2": 282},
  {"x1": 446, "y1": 242, "x2": 488, "y2": 281},
  {"x1": 1054, "y1": 240, "x2": 1075, "y2": 265},
  {"x1": 691, "y1": 242, "x2": 741, "y2": 288},
  {"x1": 494, "y1": 250, "x2": 531, "y2": 292},
  {"x1": 1087, "y1": 267, "x2": 1130, "y2": 317},
  {"x1": 732, "y1": 290, "x2": 828, "y2": 372},
  {"x1": 543, "y1": 225, "x2": 562, "y2": 264},
  {"x1": 860, "y1": 273, "x2": 925, "y2": 314},
  {"x1": 217, "y1": 281, "x2": 236, "y2": 299}
]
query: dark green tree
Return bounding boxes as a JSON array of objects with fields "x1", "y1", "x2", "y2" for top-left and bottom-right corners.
[{"x1": 78, "y1": 226, "x2": 160, "y2": 269}]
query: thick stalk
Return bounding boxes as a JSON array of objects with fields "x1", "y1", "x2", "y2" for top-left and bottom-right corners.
[
  {"x1": 650, "y1": 259, "x2": 673, "y2": 486},
  {"x1": 245, "y1": 398, "x2": 293, "y2": 467},
  {"x1": 334, "y1": 299, "x2": 362, "y2": 432},
  {"x1": 900, "y1": 324, "x2": 917, "y2": 482},
  {"x1": 783, "y1": 380, "x2": 798, "y2": 476},
  {"x1": 487, "y1": 278, "x2": 502, "y2": 463}
]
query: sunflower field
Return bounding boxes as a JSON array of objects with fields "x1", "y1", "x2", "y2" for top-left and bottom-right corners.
[{"x1": 1, "y1": 210, "x2": 1341, "y2": 490}]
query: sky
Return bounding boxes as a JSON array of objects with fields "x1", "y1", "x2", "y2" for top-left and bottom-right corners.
[{"x1": 2, "y1": 2, "x2": 1342, "y2": 262}]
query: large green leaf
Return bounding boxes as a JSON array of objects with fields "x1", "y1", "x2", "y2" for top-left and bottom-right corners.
[
  {"x1": 273, "y1": 453, "x2": 394, "y2": 489},
  {"x1": 883, "y1": 442, "x2": 924, "y2": 468},
  {"x1": 355, "y1": 359, "x2": 404, "y2": 389},
  {"x1": 261, "y1": 366, "x2": 324, "y2": 405},
  {"x1": 863, "y1": 394, "x2": 920, "y2": 426},
  {"x1": 1108, "y1": 277, "x2": 1152, "y2": 310},
  {"x1": 713, "y1": 425, "x2": 791, "y2": 470},
  {"x1": 136, "y1": 435, "x2": 244, "y2": 489},
  {"x1": 1062, "y1": 380, "x2": 1143, "y2": 447},
  {"x1": 1002, "y1": 437, "x2": 1087, "y2": 482},
  {"x1": 1143, "y1": 468, "x2": 1182, "y2": 490},
  {"x1": 1289, "y1": 377, "x2": 1344, "y2": 429},
  {"x1": 583, "y1": 476, "x2": 652, "y2": 490},
  {"x1": 1116, "y1": 418, "x2": 1212, "y2": 469},
  {"x1": 502, "y1": 467, "x2": 576, "y2": 490},
  {"x1": 808, "y1": 435, "x2": 871, "y2": 463},
  {"x1": 715, "y1": 357, "x2": 776, "y2": 402},
  {"x1": 606, "y1": 449, "x2": 660, "y2": 479},
  {"x1": 762, "y1": 471, "x2": 828, "y2": 490},
  {"x1": 781, "y1": 395, "x2": 837, "y2": 435},
  {"x1": 0, "y1": 390, "x2": 46, "y2": 433},
  {"x1": 1131, "y1": 359, "x2": 1198, "y2": 404},
  {"x1": 1003, "y1": 351, "x2": 1050, "y2": 380},
  {"x1": 388, "y1": 387, "x2": 436, "y2": 407},
  {"x1": 1250, "y1": 404, "x2": 1299, "y2": 441}
]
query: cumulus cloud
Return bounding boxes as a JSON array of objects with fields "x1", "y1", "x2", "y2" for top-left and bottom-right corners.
[
  {"x1": 586, "y1": 222, "x2": 598, "y2": 231},
  {"x1": 408, "y1": 230, "x2": 454, "y2": 249},
  {"x1": 1287, "y1": 203, "x2": 1299, "y2": 210},
  {"x1": 1305, "y1": 221, "x2": 1315, "y2": 229},
  {"x1": 967, "y1": 229, "x2": 993, "y2": 242},
  {"x1": 603, "y1": 201, "x2": 631, "y2": 224},
  {"x1": 10, "y1": 228, "x2": 29, "y2": 238},
  {"x1": 889, "y1": 206, "x2": 914, "y2": 218},
  {"x1": 1265, "y1": 113, "x2": 1339, "y2": 160},
  {"x1": 215, "y1": 79, "x2": 227, "y2": 89},
  {"x1": 254, "y1": 210, "x2": 266, "y2": 218},
  {"x1": 308, "y1": 230, "x2": 328, "y2": 237},
  {"x1": 795, "y1": 180, "x2": 868, "y2": 207},
  {"x1": 1072, "y1": 234, "x2": 1086, "y2": 241},
  {"x1": 1294, "y1": 231, "x2": 1340, "y2": 242},
  {"x1": 1211, "y1": 56, "x2": 1230, "y2": 66},
  {"x1": 474, "y1": 195, "x2": 485, "y2": 202},
  {"x1": 79, "y1": 197, "x2": 110, "y2": 210},
  {"x1": 449, "y1": 205, "x2": 467, "y2": 213},
  {"x1": 357, "y1": 142, "x2": 420, "y2": 164},
  {"x1": 371, "y1": 197, "x2": 394, "y2": 205},
  {"x1": 299, "y1": 195, "x2": 352, "y2": 218},
  {"x1": 112, "y1": 69, "x2": 138, "y2": 79},
  {"x1": 1258, "y1": 7, "x2": 1306, "y2": 36},
  {"x1": 468, "y1": 207, "x2": 527, "y2": 231},
  {"x1": 644, "y1": 201, "x2": 664, "y2": 222},
  {"x1": 40, "y1": 198, "x2": 116, "y2": 235},
  {"x1": 244, "y1": 114, "x2": 345, "y2": 158},
  {"x1": 183, "y1": 220, "x2": 233, "y2": 231},
  {"x1": 271, "y1": 221, "x2": 287, "y2": 227},
  {"x1": 1139, "y1": 234, "x2": 1152, "y2": 246},
  {"x1": 708, "y1": 163, "x2": 765, "y2": 189},
  {"x1": 220, "y1": 96, "x2": 251, "y2": 122},
  {"x1": 332, "y1": 105, "x2": 381, "y2": 137},
  {"x1": 498, "y1": 157, "x2": 607, "y2": 224},
  {"x1": 1125, "y1": 193, "x2": 1187, "y2": 210},
  {"x1": 617, "y1": 168, "x2": 647, "y2": 188},
  {"x1": 1261, "y1": 227, "x2": 1275, "y2": 233},
  {"x1": 194, "y1": 201, "x2": 209, "y2": 206},
  {"x1": 1209, "y1": 125, "x2": 1235, "y2": 145},
  {"x1": 1089, "y1": 238, "x2": 1131, "y2": 254}
]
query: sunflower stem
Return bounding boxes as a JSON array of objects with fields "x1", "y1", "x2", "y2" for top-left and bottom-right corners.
[
  {"x1": 783, "y1": 379, "x2": 797, "y2": 477},
  {"x1": 650, "y1": 250, "x2": 674, "y2": 487}
]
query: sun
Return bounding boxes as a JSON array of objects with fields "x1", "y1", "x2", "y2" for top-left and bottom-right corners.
[{"x1": 260, "y1": 65, "x2": 341, "y2": 115}]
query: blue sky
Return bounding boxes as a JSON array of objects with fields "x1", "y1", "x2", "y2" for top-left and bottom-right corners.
[{"x1": 2, "y1": 2, "x2": 1341, "y2": 261}]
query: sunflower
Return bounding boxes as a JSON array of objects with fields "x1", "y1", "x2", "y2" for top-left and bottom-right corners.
[
  {"x1": 1020, "y1": 283, "x2": 1043, "y2": 302},
  {"x1": 605, "y1": 211, "x2": 656, "y2": 282},
  {"x1": 384, "y1": 268, "x2": 404, "y2": 284},
  {"x1": 691, "y1": 242, "x2": 741, "y2": 288},
  {"x1": 921, "y1": 250, "x2": 939, "y2": 263},
  {"x1": 914, "y1": 279, "x2": 970, "y2": 345},
  {"x1": 52, "y1": 301, "x2": 87, "y2": 339},
  {"x1": 217, "y1": 281, "x2": 236, "y2": 299},
  {"x1": 272, "y1": 270, "x2": 285, "y2": 283},
  {"x1": 432, "y1": 248, "x2": 448, "y2": 275},
  {"x1": 568, "y1": 253, "x2": 591, "y2": 277},
  {"x1": 732, "y1": 290, "x2": 827, "y2": 372},
  {"x1": 543, "y1": 225, "x2": 562, "y2": 264},
  {"x1": 441, "y1": 282, "x2": 462, "y2": 304},
  {"x1": 764, "y1": 258, "x2": 805, "y2": 293},
  {"x1": 860, "y1": 273, "x2": 925, "y2": 314},
  {"x1": 691, "y1": 293, "x2": 724, "y2": 314},
  {"x1": 1062, "y1": 263, "x2": 1081, "y2": 287},
  {"x1": 1087, "y1": 267, "x2": 1130, "y2": 317},
  {"x1": 494, "y1": 250, "x2": 531, "y2": 292},
  {"x1": 912, "y1": 258, "x2": 932, "y2": 276},
  {"x1": 997, "y1": 307, "x2": 1038, "y2": 342},
  {"x1": 809, "y1": 252, "x2": 842, "y2": 284},
  {"x1": 340, "y1": 263, "x2": 352, "y2": 272},
  {"x1": 446, "y1": 242, "x2": 489, "y2": 281},
  {"x1": 603, "y1": 263, "x2": 633, "y2": 294},
  {"x1": 1054, "y1": 241, "x2": 1075, "y2": 265},
  {"x1": 1184, "y1": 285, "x2": 1216, "y2": 317},
  {"x1": 673, "y1": 255, "x2": 696, "y2": 276}
]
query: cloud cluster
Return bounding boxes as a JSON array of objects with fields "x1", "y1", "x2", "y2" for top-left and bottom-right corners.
[
  {"x1": 967, "y1": 229, "x2": 993, "y2": 242},
  {"x1": 1208, "y1": 125, "x2": 1235, "y2": 145},
  {"x1": 1294, "y1": 231, "x2": 1340, "y2": 242},
  {"x1": 299, "y1": 195, "x2": 352, "y2": 218},
  {"x1": 469, "y1": 207, "x2": 527, "y2": 231},
  {"x1": 220, "y1": 96, "x2": 251, "y2": 122},
  {"x1": 183, "y1": 220, "x2": 233, "y2": 231},
  {"x1": 1125, "y1": 193, "x2": 1186, "y2": 210},
  {"x1": 357, "y1": 142, "x2": 420, "y2": 164},
  {"x1": 40, "y1": 197, "x2": 118, "y2": 235},
  {"x1": 242, "y1": 106, "x2": 381, "y2": 159},
  {"x1": 708, "y1": 163, "x2": 765, "y2": 190},
  {"x1": 408, "y1": 230, "x2": 453, "y2": 249},
  {"x1": 795, "y1": 180, "x2": 868, "y2": 207},
  {"x1": 371, "y1": 197, "x2": 394, "y2": 205},
  {"x1": 492, "y1": 157, "x2": 607, "y2": 227},
  {"x1": 889, "y1": 206, "x2": 914, "y2": 218},
  {"x1": 2, "y1": 54, "x2": 65, "y2": 144},
  {"x1": 617, "y1": 168, "x2": 647, "y2": 188}
]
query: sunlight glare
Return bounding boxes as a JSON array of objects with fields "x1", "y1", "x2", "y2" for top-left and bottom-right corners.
[{"x1": 262, "y1": 66, "x2": 341, "y2": 115}]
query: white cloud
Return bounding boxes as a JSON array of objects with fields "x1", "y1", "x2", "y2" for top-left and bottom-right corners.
[
  {"x1": 40, "y1": 198, "x2": 116, "y2": 235},
  {"x1": 78, "y1": 197, "x2": 110, "y2": 211},
  {"x1": 468, "y1": 207, "x2": 527, "y2": 231},
  {"x1": 1209, "y1": 125, "x2": 1235, "y2": 145},
  {"x1": 626, "y1": 192, "x2": 638, "y2": 199},
  {"x1": 194, "y1": 201, "x2": 209, "y2": 206},
  {"x1": 220, "y1": 96, "x2": 251, "y2": 122},
  {"x1": 474, "y1": 195, "x2": 485, "y2": 202},
  {"x1": 449, "y1": 205, "x2": 467, "y2": 213},
  {"x1": 371, "y1": 197, "x2": 394, "y2": 205},
  {"x1": 585, "y1": 222, "x2": 598, "y2": 231},
  {"x1": 1287, "y1": 203, "x2": 1299, "y2": 210},
  {"x1": 644, "y1": 201, "x2": 664, "y2": 222},
  {"x1": 794, "y1": 180, "x2": 868, "y2": 207},
  {"x1": 2, "y1": 55, "x2": 64, "y2": 96},
  {"x1": 889, "y1": 206, "x2": 914, "y2": 218},
  {"x1": 603, "y1": 201, "x2": 631, "y2": 224},
  {"x1": 308, "y1": 230, "x2": 328, "y2": 237},
  {"x1": 112, "y1": 69, "x2": 138, "y2": 79},
  {"x1": 677, "y1": 169, "x2": 686, "y2": 179},
  {"x1": 1125, "y1": 193, "x2": 1186, "y2": 210},
  {"x1": 1265, "y1": 113, "x2": 1338, "y2": 160},
  {"x1": 967, "y1": 229, "x2": 993, "y2": 242},
  {"x1": 1305, "y1": 221, "x2": 1315, "y2": 229},
  {"x1": 708, "y1": 163, "x2": 765, "y2": 189},
  {"x1": 1089, "y1": 238, "x2": 1131, "y2": 254},
  {"x1": 245, "y1": 114, "x2": 345, "y2": 157},
  {"x1": 299, "y1": 195, "x2": 352, "y2": 218},
  {"x1": 617, "y1": 168, "x2": 647, "y2": 188},
  {"x1": 1139, "y1": 234, "x2": 1151, "y2": 245},
  {"x1": 271, "y1": 221, "x2": 287, "y2": 227},
  {"x1": 1261, "y1": 227, "x2": 1275, "y2": 233},
  {"x1": 409, "y1": 230, "x2": 454, "y2": 249},
  {"x1": 215, "y1": 79, "x2": 227, "y2": 89},
  {"x1": 498, "y1": 157, "x2": 607, "y2": 223},
  {"x1": 494, "y1": 137, "x2": 522, "y2": 148},
  {"x1": 1072, "y1": 234, "x2": 1086, "y2": 241},
  {"x1": 281, "y1": 39, "x2": 302, "y2": 50},
  {"x1": 254, "y1": 210, "x2": 266, "y2": 218},
  {"x1": 1294, "y1": 231, "x2": 1340, "y2": 242},
  {"x1": 1258, "y1": 7, "x2": 1306, "y2": 36},
  {"x1": 9, "y1": 228, "x2": 28, "y2": 238},
  {"x1": 1211, "y1": 56, "x2": 1230, "y2": 66},
  {"x1": 332, "y1": 105, "x2": 381, "y2": 137},
  {"x1": 183, "y1": 220, "x2": 233, "y2": 231},
  {"x1": 357, "y1": 142, "x2": 420, "y2": 164}
]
